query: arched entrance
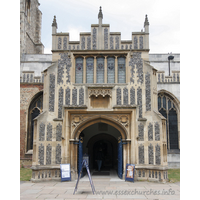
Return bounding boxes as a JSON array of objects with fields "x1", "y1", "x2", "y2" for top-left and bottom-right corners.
[{"x1": 76, "y1": 122, "x2": 124, "y2": 178}]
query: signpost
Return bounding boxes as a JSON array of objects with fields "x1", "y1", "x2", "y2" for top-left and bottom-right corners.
[
  {"x1": 125, "y1": 164, "x2": 135, "y2": 182},
  {"x1": 60, "y1": 163, "x2": 71, "y2": 182},
  {"x1": 73, "y1": 159, "x2": 96, "y2": 195}
]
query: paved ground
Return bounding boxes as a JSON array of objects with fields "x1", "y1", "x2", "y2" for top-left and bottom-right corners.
[{"x1": 20, "y1": 173, "x2": 180, "y2": 200}]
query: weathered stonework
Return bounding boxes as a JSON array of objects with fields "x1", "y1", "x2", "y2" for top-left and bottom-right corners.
[
  {"x1": 79, "y1": 87, "x2": 84, "y2": 105},
  {"x1": 65, "y1": 87, "x2": 70, "y2": 105},
  {"x1": 92, "y1": 28, "x2": 97, "y2": 49},
  {"x1": 56, "y1": 124, "x2": 62, "y2": 141},
  {"x1": 138, "y1": 123, "x2": 144, "y2": 141},
  {"x1": 47, "y1": 123, "x2": 52, "y2": 141},
  {"x1": 145, "y1": 72, "x2": 151, "y2": 111},
  {"x1": 148, "y1": 144, "x2": 154, "y2": 164},
  {"x1": 56, "y1": 144, "x2": 61, "y2": 164},
  {"x1": 39, "y1": 123, "x2": 45, "y2": 141},
  {"x1": 156, "y1": 144, "x2": 161, "y2": 165},
  {"x1": 72, "y1": 88, "x2": 77, "y2": 105},
  {"x1": 38, "y1": 143, "x2": 44, "y2": 165},
  {"x1": 148, "y1": 123, "x2": 153, "y2": 141},
  {"x1": 104, "y1": 28, "x2": 108, "y2": 49},
  {"x1": 130, "y1": 87, "x2": 135, "y2": 105},
  {"x1": 46, "y1": 144, "x2": 52, "y2": 165},
  {"x1": 138, "y1": 144, "x2": 144, "y2": 164},
  {"x1": 117, "y1": 87, "x2": 121, "y2": 105},
  {"x1": 58, "y1": 87, "x2": 63, "y2": 118},
  {"x1": 155, "y1": 122, "x2": 160, "y2": 141},
  {"x1": 123, "y1": 87, "x2": 128, "y2": 105},
  {"x1": 49, "y1": 74, "x2": 55, "y2": 112},
  {"x1": 137, "y1": 87, "x2": 142, "y2": 118}
]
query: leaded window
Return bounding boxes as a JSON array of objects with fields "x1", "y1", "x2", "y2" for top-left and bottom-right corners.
[
  {"x1": 27, "y1": 93, "x2": 43, "y2": 150},
  {"x1": 97, "y1": 57, "x2": 104, "y2": 83},
  {"x1": 86, "y1": 57, "x2": 94, "y2": 83},
  {"x1": 118, "y1": 57, "x2": 126, "y2": 83},
  {"x1": 107, "y1": 57, "x2": 115, "y2": 83},
  {"x1": 75, "y1": 57, "x2": 83, "y2": 83},
  {"x1": 158, "y1": 94, "x2": 179, "y2": 149}
]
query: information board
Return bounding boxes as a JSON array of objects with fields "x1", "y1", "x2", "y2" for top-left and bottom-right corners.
[
  {"x1": 125, "y1": 164, "x2": 135, "y2": 182},
  {"x1": 60, "y1": 164, "x2": 71, "y2": 182}
]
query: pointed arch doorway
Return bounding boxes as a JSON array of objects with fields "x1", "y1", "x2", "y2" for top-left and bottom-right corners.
[{"x1": 77, "y1": 122, "x2": 124, "y2": 179}]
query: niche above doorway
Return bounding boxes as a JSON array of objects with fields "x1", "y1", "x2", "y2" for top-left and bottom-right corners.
[{"x1": 88, "y1": 87, "x2": 112, "y2": 109}]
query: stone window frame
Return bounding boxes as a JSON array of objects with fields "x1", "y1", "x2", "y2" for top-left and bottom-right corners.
[
  {"x1": 74, "y1": 54, "x2": 127, "y2": 84},
  {"x1": 158, "y1": 91, "x2": 180, "y2": 150},
  {"x1": 27, "y1": 91, "x2": 43, "y2": 152}
]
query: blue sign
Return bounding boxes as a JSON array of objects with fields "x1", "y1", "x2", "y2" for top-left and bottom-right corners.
[
  {"x1": 60, "y1": 164, "x2": 71, "y2": 182},
  {"x1": 73, "y1": 159, "x2": 95, "y2": 195},
  {"x1": 125, "y1": 164, "x2": 135, "y2": 182}
]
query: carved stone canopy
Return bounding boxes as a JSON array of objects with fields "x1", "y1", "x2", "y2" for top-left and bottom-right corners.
[{"x1": 88, "y1": 88, "x2": 112, "y2": 97}]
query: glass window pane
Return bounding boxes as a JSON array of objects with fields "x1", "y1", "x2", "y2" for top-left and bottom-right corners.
[
  {"x1": 163, "y1": 96, "x2": 166, "y2": 109},
  {"x1": 75, "y1": 57, "x2": 83, "y2": 83},
  {"x1": 97, "y1": 57, "x2": 104, "y2": 83},
  {"x1": 118, "y1": 57, "x2": 126, "y2": 83},
  {"x1": 168, "y1": 100, "x2": 171, "y2": 109},
  {"x1": 107, "y1": 57, "x2": 115, "y2": 83},
  {"x1": 169, "y1": 109, "x2": 178, "y2": 149},
  {"x1": 158, "y1": 96, "x2": 161, "y2": 110},
  {"x1": 86, "y1": 57, "x2": 94, "y2": 83}
]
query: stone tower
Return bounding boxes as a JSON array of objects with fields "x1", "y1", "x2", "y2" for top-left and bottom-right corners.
[{"x1": 20, "y1": 0, "x2": 44, "y2": 61}]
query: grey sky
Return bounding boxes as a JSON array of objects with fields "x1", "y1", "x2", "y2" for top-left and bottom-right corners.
[{"x1": 39, "y1": 0, "x2": 180, "y2": 54}]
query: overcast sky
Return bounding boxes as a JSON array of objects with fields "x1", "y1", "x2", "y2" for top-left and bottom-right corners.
[{"x1": 39, "y1": 0, "x2": 180, "y2": 54}]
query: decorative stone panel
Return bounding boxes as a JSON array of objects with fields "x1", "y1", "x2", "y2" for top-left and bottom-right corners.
[
  {"x1": 87, "y1": 36, "x2": 91, "y2": 50},
  {"x1": 58, "y1": 37, "x2": 62, "y2": 49},
  {"x1": 65, "y1": 87, "x2": 70, "y2": 105},
  {"x1": 129, "y1": 57, "x2": 135, "y2": 84},
  {"x1": 137, "y1": 87, "x2": 142, "y2": 118},
  {"x1": 58, "y1": 87, "x2": 63, "y2": 118},
  {"x1": 139, "y1": 36, "x2": 143, "y2": 49},
  {"x1": 155, "y1": 122, "x2": 160, "y2": 141},
  {"x1": 134, "y1": 36, "x2": 138, "y2": 49},
  {"x1": 115, "y1": 36, "x2": 119, "y2": 49},
  {"x1": 49, "y1": 74, "x2": 55, "y2": 112},
  {"x1": 47, "y1": 123, "x2": 52, "y2": 141},
  {"x1": 92, "y1": 28, "x2": 97, "y2": 49},
  {"x1": 46, "y1": 144, "x2": 52, "y2": 165},
  {"x1": 81, "y1": 37, "x2": 85, "y2": 50},
  {"x1": 148, "y1": 123, "x2": 153, "y2": 141},
  {"x1": 148, "y1": 143, "x2": 154, "y2": 164},
  {"x1": 39, "y1": 123, "x2": 45, "y2": 141},
  {"x1": 89, "y1": 88, "x2": 112, "y2": 97},
  {"x1": 63, "y1": 37, "x2": 67, "y2": 50},
  {"x1": 72, "y1": 88, "x2": 77, "y2": 105},
  {"x1": 123, "y1": 87, "x2": 128, "y2": 105},
  {"x1": 155, "y1": 144, "x2": 161, "y2": 165},
  {"x1": 138, "y1": 144, "x2": 144, "y2": 164},
  {"x1": 117, "y1": 87, "x2": 121, "y2": 105},
  {"x1": 110, "y1": 36, "x2": 114, "y2": 49},
  {"x1": 56, "y1": 144, "x2": 61, "y2": 164},
  {"x1": 104, "y1": 28, "x2": 108, "y2": 49},
  {"x1": 145, "y1": 72, "x2": 151, "y2": 111},
  {"x1": 56, "y1": 123, "x2": 62, "y2": 141},
  {"x1": 38, "y1": 143, "x2": 44, "y2": 165},
  {"x1": 130, "y1": 87, "x2": 135, "y2": 104},
  {"x1": 79, "y1": 87, "x2": 84, "y2": 105},
  {"x1": 138, "y1": 123, "x2": 144, "y2": 141}
]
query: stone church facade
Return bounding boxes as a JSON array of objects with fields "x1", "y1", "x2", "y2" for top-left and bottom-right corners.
[{"x1": 20, "y1": 1, "x2": 180, "y2": 182}]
